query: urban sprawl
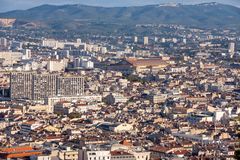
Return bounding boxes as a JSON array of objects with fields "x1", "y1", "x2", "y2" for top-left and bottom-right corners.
[{"x1": 0, "y1": 24, "x2": 239, "y2": 160}]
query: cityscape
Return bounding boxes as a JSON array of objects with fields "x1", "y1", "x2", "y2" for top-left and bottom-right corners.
[{"x1": 0, "y1": 0, "x2": 239, "y2": 160}]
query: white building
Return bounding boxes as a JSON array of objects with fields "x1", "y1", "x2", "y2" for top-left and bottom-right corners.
[
  {"x1": 79, "y1": 150, "x2": 111, "y2": 160},
  {"x1": 143, "y1": 37, "x2": 148, "y2": 45},
  {"x1": 30, "y1": 155, "x2": 51, "y2": 160},
  {"x1": 111, "y1": 144, "x2": 150, "y2": 160},
  {"x1": 46, "y1": 95, "x2": 102, "y2": 106},
  {"x1": 173, "y1": 38, "x2": 178, "y2": 43},
  {"x1": 82, "y1": 60, "x2": 94, "y2": 69},
  {"x1": 173, "y1": 132, "x2": 213, "y2": 144},
  {"x1": 228, "y1": 42, "x2": 235, "y2": 57},
  {"x1": 214, "y1": 110, "x2": 225, "y2": 121},
  {"x1": 23, "y1": 49, "x2": 31, "y2": 59},
  {"x1": 0, "y1": 51, "x2": 23, "y2": 66},
  {"x1": 104, "y1": 93, "x2": 129, "y2": 105},
  {"x1": 42, "y1": 39, "x2": 86, "y2": 49},
  {"x1": 161, "y1": 38, "x2": 166, "y2": 43},
  {"x1": 79, "y1": 143, "x2": 150, "y2": 160},
  {"x1": 133, "y1": 36, "x2": 138, "y2": 43},
  {"x1": 21, "y1": 121, "x2": 42, "y2": 134},
  {"x1": 113, "y1": 123, "x2": 134, "y2": 133},
  {"x1": 73, "y1": 58, "x2": 81, "y2": 68},
  {"x1": 100, "y1": 47, "x2": 107, "y2": 54},
  {"x1": 42, "y1": 39, "x2": 59, "y2": 49},
  {"x1": 47, "y1": 59, "x2": 67, "y2": 72},
  {"x1": 183, "y1": 38, "x2": 187, "y2": 44}
]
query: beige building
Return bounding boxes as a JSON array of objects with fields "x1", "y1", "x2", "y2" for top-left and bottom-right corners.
[
  {"x1": 47, "y1": 59, "x2": 67, "y2": 72},
  {"x1": 0, "y1": 18, "x2": 16, "y2": 27},
  {"x1": 45, "y1": 95, "x2": 102, "y2": 106},
  {"x1": 27, "y1": 104, "x2": 53, "y2": 113},
  {"x1": 0, "y1": 51, "x2": 23, "y2": 66},
  {"x1": 58, "y1": 147, "x2": 79, "y2": 160},
  {"x1": 114, "y1": 123, "x2": 134, "y2": 133},
  {"x1": 144, "y1": 36, "x2": 149, "y2": 45}
]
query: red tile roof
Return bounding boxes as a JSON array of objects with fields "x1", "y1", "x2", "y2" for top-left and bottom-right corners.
[
  {"x1": 126, "y1": 58, "x2": 168, "y2": 67},
  {"x1": 110, "y1": 151, "x2": 132, "y2": 155}
]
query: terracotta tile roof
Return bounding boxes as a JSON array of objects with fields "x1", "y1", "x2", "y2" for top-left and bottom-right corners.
[
  {"x1": 110, "y1": 151, "x2": 132, "y2": 155},
  {"x1": 22, "y1": 120, "x2": 37, "y2": 125},
  {"x1": 120, "y1": 139, "x2": 133, "y2": 146},
  {"x1": 0, "y1": 146, "x2": 42, "y2": 159},
  {"x1": 126, "y1": 58, "x2": 168, "y2": 67},
  {"x1": 150, "y1": 146, "x2": 170, "y2": 153},
  {"x1": 0, "y1": 146, "x2": 33, "y2": 153},
  {"x1": 171, "y1": 149, "x2": 190, "y2": 155}
]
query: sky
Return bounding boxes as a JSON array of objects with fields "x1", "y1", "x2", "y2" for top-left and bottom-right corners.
[{"x1": 0, "y1": 0, "x2": 239, "y2": 12}]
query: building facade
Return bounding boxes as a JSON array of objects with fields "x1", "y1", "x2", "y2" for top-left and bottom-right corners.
[
  {"x1": 32, "y1": 74, "x2": 58, "y2": 100},
  {"x1": 10, "y1": 72, "x2": 33, "y2": 99},
  {"x1": 10, "y1": 72, "x2": 84, "y2": 101},
  {"x1": 57, "y1": 76, "x2": 84, "y2": 96}
]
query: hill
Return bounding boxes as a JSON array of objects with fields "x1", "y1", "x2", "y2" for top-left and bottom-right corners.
[{"x1": 0, "y1": 2, "x2": 240, "y2": 29}]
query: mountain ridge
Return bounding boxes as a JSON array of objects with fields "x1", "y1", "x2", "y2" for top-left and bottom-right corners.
[{"x1": 0, "y1": 2, "x2": 240, "y2": 30}]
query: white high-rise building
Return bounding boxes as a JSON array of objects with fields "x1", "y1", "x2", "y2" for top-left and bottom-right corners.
[
  {"x1": 82, "y1": 60, "x2": 94, "y2": 69},
  {"x1": 228, "y1": 42, "x2": 235, "y2": 57},
  {"x1": 173, "y1": 38, "x2": 178, "y2": 43},
  {"x1": 42, "y1": 38, "x2": 86, "y2": 49},
  {"x1": 73, "y1": 58, "x2": 81, "y2": 68},
  {"x1": 42, "y1": 39, "x2": 58, "y2": 48},
  {"x1": 143, "y1": 36, "x2": 148, "y2": 45},
  {"x1": 77, "y1": 38, "x2": 81, "y2": 43},
  {"x1": 100, "y1": 47, "x2": 107, "y2": 54},
  {"x1": 10, "y1": 72, "x2": 84, "y2": 101},
  {"x1": 183, "y1": 38, "x2": 187, "y2": 44},
  {"x1": 133, "y1": 36, "x2": 138, "y2": 43},
  {"x1": 57, "y1": 76, "x2": 85, "y2": 96},
  {"x1": 74, "y1": 58, "x2": 94, "y2": 69},
  {"x1": 161, "y1": 38, "x2": 166, "y2": 43},
  {"x1": 23, "y1": 49, "x2": 31, "y2": 59}
]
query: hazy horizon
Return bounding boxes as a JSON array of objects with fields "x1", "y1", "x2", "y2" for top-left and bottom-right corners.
[{"x1": 0, "y1": 0, "x2": 240, "y2": 12}]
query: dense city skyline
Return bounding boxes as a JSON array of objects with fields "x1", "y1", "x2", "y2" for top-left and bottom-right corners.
[
  {"x1": 0, "y1": 0, "x2": 240, "y2": 12},
  {"x1": 0, "y1": 0, "x2": 239, "y2": 159}
]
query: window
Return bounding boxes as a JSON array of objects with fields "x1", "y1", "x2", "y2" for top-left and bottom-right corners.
[{"x1": 89, "y1": 153, "x2": 97, "y2": 155}]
